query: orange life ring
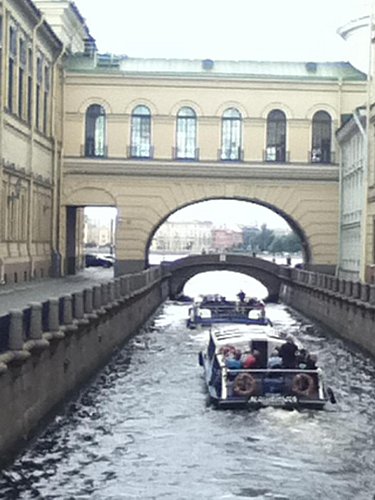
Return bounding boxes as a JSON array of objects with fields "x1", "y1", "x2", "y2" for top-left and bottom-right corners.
[
  {"x1": 233, "y1": 373, "x2": 257, "y2": 397},
  {"x1": 292, "y1": 373, "x2": 315, "y2": 397}
]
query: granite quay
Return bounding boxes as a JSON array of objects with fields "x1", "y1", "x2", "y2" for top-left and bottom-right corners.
[
  {"x1": 0, "y1": 267, "x2": 169, "y2": 466},
  {"x1": 281, "y1": 268, "x2": 375, "y2": 358}
]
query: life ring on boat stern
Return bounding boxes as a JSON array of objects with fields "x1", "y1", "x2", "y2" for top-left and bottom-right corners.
[
  {"x1": 292, "y1": 373, "x2": 315, "y2": 397},
  {"x1": 233, "y1": 373, "x2": 257, "y2": 397}
]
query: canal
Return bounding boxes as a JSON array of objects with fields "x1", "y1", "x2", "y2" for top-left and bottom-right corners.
[{"x1": 0, "y1": 273, "x2": 375, "y2": 499}]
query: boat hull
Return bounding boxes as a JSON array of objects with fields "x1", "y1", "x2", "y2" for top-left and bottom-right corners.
[{"x1": 200, "y1": 352, "x2": 329, "y2": 411}]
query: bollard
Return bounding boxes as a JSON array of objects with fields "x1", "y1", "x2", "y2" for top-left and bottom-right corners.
[
  {"x1": 108, "y1": 282, "x2": 115, "y2": 304},
  {"x1": 62, "y1": 295, "x2": 73, "y2": 326},
  {"x1": 45, "y1": 298, "x2": 65, "y2": 340},
  {"x1": 93, "y1": 285, "x2": 102, "y2": 310},
  {"x1": 101, "y1": 283, "x2": 108, "y2": 307},
  {"x1": 84, "y1": 288, "x2": 93, "y2": 314},
  {"x1": 114, "y1": 279, "x2": 121, "y2": 301},
  {"x1": 29, "y1": 302, "x2": 43, "y2": 340},
  {"x1": 352, "y1": 282, "x2": 360, "y2": 300},
  {"x1": 48, "y1": 298, "x2": 60, "y2": 333},
  {"x1": 360, "y1": 283, "x2": 369, "y2": 303},
  {"x1": 73, "y1": 292, "x2": 84, "y2": 320},
  {"x1": 8, "y1": 309, "x2": 24, "y2": 351},
  {"x1": 344, "y1": 280, "x2": 353, "y2": 297}
]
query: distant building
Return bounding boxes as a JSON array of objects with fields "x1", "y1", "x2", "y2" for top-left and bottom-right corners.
[
  {"x1": 151, "y1": 221, "x2": 213, "y2": 253},
  {"x1": 337, "y1": 6, "x2": 375, "y2": 283},
  {"x1": 336, "y1": 107, "x2": 366, "y2": 280},
  {"x1": 84, "y1": 219, "x2": 113, "y2": 247},
  {"x1": 212, "y1": 227, "x2": 243, "y2": 252}
]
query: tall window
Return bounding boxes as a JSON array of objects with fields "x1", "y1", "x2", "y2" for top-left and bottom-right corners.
[
  {"x1": 18, "y1": 38, "x2": 26, "y2": 119},
  {"x1": 221, "y1": 108, "x2": 242, "y2": 160},
  {"x1": 266, "y1": 109, "x2": 286, "y2": 162},
  {"x1": 0, "y1": 16, "x2": 3, "y2": 73},
  {"x1": 176, "y1": 107, "x2": 197, "y2": 159},
  {"x1": 43, "y1": 66, "x2": 50, "y2": 134},
  {"x1": 311, "y1": 111, "x2": 332, "y2": 163},
  {"x1": 85, "y1": 104, "x2": 106, "y2": 157},
  {"x1": 35, "y1": 56, "x2": 42, "y2": 129},
  {"x1": 8, "y1": 25, "x2": 17, "y2": 112},
  {"x1": 130, "y1": 105, "x2": 151, "y2": 158},
  {"x1": 27, "y1": 48, "x2": 33, "y2": 124}
]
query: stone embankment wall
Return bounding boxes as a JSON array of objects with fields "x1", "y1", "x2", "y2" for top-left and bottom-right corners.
[
  {"x1": 280, "y1": 268, "x2": 375, "y2": 358},
  {"x1": 0, "y1": 268, "x2": 169, "y2": 465}
]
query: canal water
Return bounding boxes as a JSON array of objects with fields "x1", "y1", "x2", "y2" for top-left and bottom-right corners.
[{"x1": 1, "y1": 272, "x2": 375, "y2": 500}]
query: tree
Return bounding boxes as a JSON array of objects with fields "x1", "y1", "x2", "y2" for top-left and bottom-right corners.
[
  {"x1": 254, "y1": 224, "x2": 274, "y2": 251},
  {"x1": 241, "y1": 226, "x2": 261, "y2": 251},
  {"x1": 269, "y1": 232, "x2": 302, "y2": 254}
]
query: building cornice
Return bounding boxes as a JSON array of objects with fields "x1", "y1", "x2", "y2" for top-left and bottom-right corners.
[{"x1": 63, "y1": 158, "x2": 339, "y2": 182}]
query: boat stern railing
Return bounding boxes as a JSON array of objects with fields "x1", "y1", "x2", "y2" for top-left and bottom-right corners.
[{"x1": 222, "y1": 368, "x2": 324, "y2": 401}]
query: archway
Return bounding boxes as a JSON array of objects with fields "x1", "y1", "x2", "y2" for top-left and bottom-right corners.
[{"x1": 146, "y1": 198, "x2": 308, "y2": 267}]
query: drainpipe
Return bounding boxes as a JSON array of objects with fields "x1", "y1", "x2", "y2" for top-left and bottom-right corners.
[
  {"x1": 336, "y1": 78, "x2": 343, "y2": 278},
  {"x1": 352, "y1": 109, "x2": 367, "y2": 282},
  {"x1": 50, "y1": 44, "x2": 65, "y2": 277},
  {"x1": 28, "y1": 14, "x2": 44, "y2": 276},
  {"x1": 357, "y1": 4, "x2": 374, "y2": 282},
  {"x1": 0, "y1": 0, "x2": 6, "y2": 162},
  {"x1": 0, "y1": 1, "x2": 6, "y2": 282}
]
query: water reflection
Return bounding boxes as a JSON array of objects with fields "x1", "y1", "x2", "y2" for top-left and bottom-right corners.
[{"x1": 0, "y1": 278, "x2": 375, "y2": 499}]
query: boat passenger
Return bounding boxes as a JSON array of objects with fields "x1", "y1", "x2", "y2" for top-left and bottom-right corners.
[
  {"x1": 296, "y1": 348, "x2": 308, "y2": 369},
  {"x1": 267, "y1": 349, "x2": 283, "y2": 369},
  {"x1": 237, "y1": 290, "x2": 246, "y2": 302},
  {"x1": 243, "y1": 349, "x2": 261, "y2": 369},
  {"x1": 305, "y1": 353, "x2": 318, "y2": 370},
  {"x1": 278, "y1": 335, "x2": 298, "y2": 368},
  {"x1": 225, "y1": 349, "x2": 243, "y2": 369}
]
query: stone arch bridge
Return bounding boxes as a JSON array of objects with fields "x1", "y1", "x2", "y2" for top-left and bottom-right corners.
[
  {"x1": 162, "y1": 254, "x2": 290, "y2": 302},
  {"x1": 63, "y1": 163, "x2": 339, "y2": 277}
]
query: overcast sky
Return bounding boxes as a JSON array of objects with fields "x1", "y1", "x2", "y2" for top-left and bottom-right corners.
[
  {"x1": 74, "y1": 0, "x2": 372, "y2": 70},
  {"x1": 80, "y1": 0, "x2": 372, "y2": 229}
]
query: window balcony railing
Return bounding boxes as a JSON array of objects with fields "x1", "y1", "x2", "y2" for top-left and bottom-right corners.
[
  {"x1": 173, "y1": 147, "x2": 200, "y2": 161},
  {"x1": 127, "y1": 144, "x2": 154, "y2": 159},
  {"x1": 309, "y1": 149, "x2": 335, "y2": 164},
  {"x1": 218, "y1": 147, "x2": 244, "y2": 161},
  {"x1": 263, "y1": 147, "x2": 289, "y2": 163}
]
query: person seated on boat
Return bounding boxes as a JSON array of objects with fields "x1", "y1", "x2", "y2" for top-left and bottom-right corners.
[
  {"x1": 237, "y1": 290, "x2": 246, "y2": 302},
  {"x1": 296, "y1": 348, "x2": 310, "y2": 369},
  {"x1": 225, "y1": 349, "x2": 243, "y2": 370},
  {"x1": 305, "y1": 353, "x2": 318, "y2": 370},
  {"x1": 243, "y1": 349, "x2": 261, "y2": 369},
  {"x1": 247, "y1": 297, "x2": 258, "y2": 307},
  {"x1": 278, "y1": 335, "x2": 298, "y2": 369},
  {"x1": 267, "y1": 349, "x2": 283, "y2": 369}
]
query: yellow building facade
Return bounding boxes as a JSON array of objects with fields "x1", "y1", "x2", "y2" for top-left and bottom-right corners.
[
  {"x1": 62, "y1": 55, "x2": 367, "y2": 274},
  {"x1": 0, "y1": 0, "x2": 89, "y2": 284},
  {"x1": 0, "y1": 0, "x2": 373, "y2": 282}
]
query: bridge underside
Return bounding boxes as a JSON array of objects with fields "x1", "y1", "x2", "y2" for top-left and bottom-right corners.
[{"x1": 163, "y1": 255, "x2": 284, "y2": 302}]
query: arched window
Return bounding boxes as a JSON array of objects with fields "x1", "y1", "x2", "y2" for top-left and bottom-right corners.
[
  {"x1": 176, "y1": 107, "x2": 197, "y2": 159},
  {"x1": 266, "y1": 109, "x2": 286, "y2": 162},
  {"x1": 130, "y1": 105, "x2": 152, "y2": 158},
  {"x1": 311, "y1": 111, "x2": 332, "y2": 163},
  {"x1": 85, "y1": 104, "x2": 106, "y2": 157},
  {"x1": 221, "y1": 108, "x2": 242, "y2": 160}
]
